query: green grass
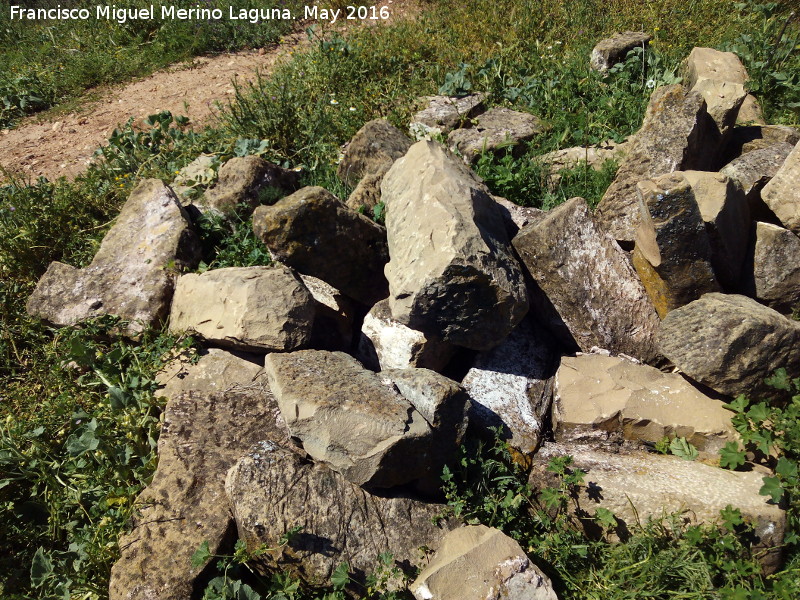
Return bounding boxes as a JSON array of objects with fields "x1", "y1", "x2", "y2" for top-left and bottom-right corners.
[{"x1": 1, "y1": 0, "x2": 800, "y2": 598}]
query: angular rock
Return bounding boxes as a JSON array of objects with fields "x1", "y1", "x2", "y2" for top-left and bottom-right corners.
[
  {"x1": 657, "y1": 293, "x2": 800, "y2": 398},
  {"x1": 409, "y1": 93, "x2": 487, "y2": 139},
  {"x1": 531, "y1": 442, "x2": 786, "y2": 573},
  {"x1": 685, "y1": 47, "x2": 749, "y2": 137},
  {"x1": 109, "y1": 385, "x2": 288, "y2": 600},
  {"x1": 761, "y1": 141, "x2": 800, "y2": 234},
  {"x1": 462, "y1": 319, "x2": 557, "y2": 456},
  {"x1": 200, "y1": 156, "x2": 300, "y2": 217},
  {"x1": 632, "y1": 173, "x2": 721, "y2": 317},
  {"x1": 590, "y1": 31, "x2": 652, "y2": 72},
  {"x1": 746, "y1": 222, "x2": 800, "y2": 312},
  {"x1": 595, "y1": 85, "x2": 720, "y2": 244},
  {"x1": 356, "y1": 299, "x2": 455, "y2": 371},
  {"x1": 492, "y1": 196, "x2": 546, "y2": 238},
  {"x1": 513, "y1": 197, "x2": 661, "y2": 362},
  {"x1": 300, "y1": 274, "x2": 356, "y2": 351},
  {"x1": 553, "y1": 354, "x2": 736, "y2": 455},
  {"x1": 447, "y1": 107, "x2": 543, "y2": 163},
  {"x1": 536, "y1": 139, "x2": 627, "y2": 190},
  {"x1": 26, "y1": 179, "x2": 200, "y2": 336},
  {"x1": 337, "y1": 119, "x2": 412, "y2": 186},
  {"x1": 736, "y1": 94, "x2": 766, "y2": 125},
  {"x1": 345, "y1": 164, "x2": 389, "y2": 212},
  {"x1": 720, "y1": 142, "x2": 795, "y2": 218},
  {"x1": 252, "y1": 186, "x2": 390, "y2": 305},
  {"x1": 382, "y1": 141, "x2": 529, "y2": 351},
  {"x1": 226, "y1": 441, "x2": 455, "y2": 586},
  {"x1": 682, "y1": 171, "x2": 750, "y2": 291},
  {"x1": 411, "y1": 525, "x2": 558, "y2": 600},
  {"x1": 168, "y1": 265, "x2": 314, "y2": 352},
  {"x1": 157, "y1": 347, "x2": 264, "y2": 401},
  {"x1": 264, "y1": 350, "x2": 464, "y2": 488},
  {"x1": 725, "y1": 124, "x2": 799, "y2": 160}
]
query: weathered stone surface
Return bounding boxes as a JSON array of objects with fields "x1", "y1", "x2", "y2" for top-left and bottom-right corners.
[
  {"x1": 411, "y1": 525, "x2": 558, "y2": 600},
  {"x1": 513, "y1": 197, "x2": 660, "y2": 362},
  {"x1": 252, "y1": 186, "x2": 389, "y2": 305},
  {"x1": 685, "y1": 47, "x2": 749, "y2": 137},
  {"x1": 382, "y1": 141, "x2": 529, "y2": 351},
  {"x1": 265, "y1": 350, "x2": 462, "y2": 488},
  {"x1": 409, "y1": 93, "x2": 487, "y2": 139},
  {"x1": 447, "y1": 107, "x2": 543, "y2": 163},
  {"x1": 27, "y1": 179, "x2": 200, "y2": 336},
  {"x1": 462, "y1": 319, "x2": 557, "y2": 456},
  {"x1": 337, "y1": 119, "x2": 412, "y2": 186},
  {"x1": 746, "y1": 222, "x2": 800, "y2": 312},
  {"x1": 595, "y1": 85, "x2": 719, "y2": 244},
  {"x1": 657, "y1": 293, "x2": 800, "y2": 398},
  {"x1": 356, "y1": 299, "x2": 455, "y2": 371},
  {"x1": 226, "y1": 441, "x2": 455, "y2": 586},
  {"x1": 109, "y1": 384, "x2": 288, "y2": 600},
  {"x1": 633, "y1": 173, "x2": 721, "y2": 317},
  {"x1": 590, "y1": 31, "x2": 652, "y2": 72},
  {"x1": 553, "y1": 354, "x2": 735, "y2": 455},
  {"x1": 157, "y1": 347, "x2": 264, "y2": 401},
  {"x1": 536, "y1": 139, "x2": 628, "y2": 190},
  {"x1": 345, "y1": 164, "x2": 389, "y2": 212},
  {"x1": 682, "y1": 171, "x2": 750, "y2": 291},
  {"x1": 761, "y1": 141, "x2": 800, "y2": 234},
  {"x1": 725, "y1": 125, "x2": 799, "y2": 160},
  {"x1": 168, "y1": 265, "x2": 314, "y2": 352},
  {"x1": 720, "y1": 143, "x2": 795, "y2": 218},
  {"x1": 736, "y1": 94, "x2": 766, "y2": 125},
  {"x1": 493, "y1": 196, "x2": 546, "y2": 238},
  {"x1": 300, "y1": 274, "x2": 356, "y2": 352},
  {"x1": 200, "y1": 156, "x2": 300, "y2": 216},
  {"x1": 531, "y1": 442, "x2": 786, "y2": 573}
]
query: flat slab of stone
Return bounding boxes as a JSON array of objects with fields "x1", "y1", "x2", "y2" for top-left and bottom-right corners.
[
  {"x1": 595, "y1": 85, "x2": 719, "y2": 244},
  {"x1": 356, "y1": 299, "x2": 455, "y2": 371},
  {"x1": 747, "y1": 222, "x2": 800, "y2": 312},
  {"x1": 554, "y1": 354, "x2": 736, "y2": 455},
  {"x1": 252, "y1": 186, "x2": 390, "y2": 305},
  {"x1": 657, "y1": 293, "x2": 800, "y2": 398},
  {"x1": 411, "y1": 525, "x2": 558, "y2": 600},
  {"x1": 462, "y1": 319, "x2": 557, "y2": 456},
  {"x1": 168, "y1": 265, "x2": 314, "y2": 352},
  {"x1": 531, "y1": 443, "x2": 785, "y2": 573},
  {"x1": 447, "y1": 107, "x2": 543, "y2": 163},
  {"x1": 337, "y1": 119, "x2": 412, "y2": 186},
  {"x1": 157, "y1": 347, "x2": 264, "y2": 401},
  {"x1": 590, "y1": 31, "x2": 652, "y2": 72},
  {"x1": 761, "y1": 140, "x2": 800, "y2": 234},
  {"x1": 685, "y1": 47, "x2": 749, "y2": 137},
  {"x1": 513, "y1": 197, "x2": 661, "y2": 362},
  {"x1": 26, "y1": 179, "x2": 200, "y2": 336},
  {"x1": 633, "y1": 173, "x2": 721, "y2": 317},
  {"x1": 226, "y1": 440, "x2": 456, "y2": 586},
  {"x1": 265, "y1": 350, "x2": 465, "y2": 488},
  {"x1": 409, "y1": 93, "x2": 487, "y2": 139},
  {"x1": 382, "y1": 141, "x2": 529, "y2": 351},
  {"x1": 109, "y1": 384, "x2": 288, "y2": 600}
]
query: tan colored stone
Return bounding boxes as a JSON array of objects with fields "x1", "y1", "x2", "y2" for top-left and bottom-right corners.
[
  {"x1": 26, "y1": 179, "x2": 200, "y2": 336},
  {"x1": 633, "y1": 173, "x2": 721, "y2": 317},
  {"x1": 553, "y1": 354, "x2": 735, "y2": 455},
  {"x1": 345, "y1": 164, "x2": 389, "y2": 212},
  {"x1": 514, "y1": 197, "x2": 661, "y2": 361},
  {"x1": 720, "y1": 143, "x2": 795, "y2": 220},
  {"x1": 157, "y1": 347, "x2": 263, "y2": 401},
  {"x1": 536, "y1": 140, "x2": 627, "y2": 190},
  {"x1": 590, "y1": 31, "x2": 652, "y2": 72},
  {"x1": 382, "y1": 141, "x2": 529, "y2": 351},
  {"x1": 409, "y1": 94, "x2": 487, "y2": 139},
  {"x1": 337, "y1": 119, "x2": 412, "y2": 186},
  {"x1": 736, "y1": 94, "x2": 766, "y2": 125},
  {"x1": 447, "y1": 107, "x2": 543, "y2": 163},
  {"x1": 300, "y1": 274, "x2": 356, "y2": 352},
  {"x1": 748, "y1": 222, "x2": 800, "y2": 312},
  {"x1": 685, "y1": 47, "x2": 749, "y2": 137},
  {"x1": 531, "y1": 443, "x2": 786, "y2": 573},
  {"x1": 761, "y1": 141, "x2": 800, "y2": 234},
  {"x1": 595, "y1": 85, "x2": 719, "y2": 244},
  {"x1": 411, "y1": 526, "x2": 558, "y2": 600},
  {"x1": 168, "y1": 265, "x2": 314, "y2": 352}
]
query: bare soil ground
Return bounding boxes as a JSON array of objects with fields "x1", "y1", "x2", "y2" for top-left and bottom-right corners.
[{"x1": 0, "y1": 0, "x2": 419, "y2": 182}]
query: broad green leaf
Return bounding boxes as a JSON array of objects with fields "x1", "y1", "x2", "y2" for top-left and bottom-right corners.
[
  {"x1": 759, "y1": 476, "x2": 784, "y2": 503},
  {"x1": 65, "y1": 419, "x2": 99, "y2": 457},
  {"x1": 720, "y1": 505, "x2": 744, "y2": 531},
  {"x1": 719, "y1": 442, "x2": 746, "y2": 470},
  {"x1": 670, "y1": 437, "x2": 698, "y2": 461},
  {"x1": 30, "y1": 547, "x2": 53, "y2": 587},
  {"x1": 775, "y1": 456, "x2": 798, "y2": 481},
  {"x1": 595, "y1": 507, "x2": 617, "y2": 529},
  {"x1": 191, "y1": 540, "x2": 212, "y2": 568},
  {"x1": 330, "y1": 561, "x2": 350, "y2": 590}
]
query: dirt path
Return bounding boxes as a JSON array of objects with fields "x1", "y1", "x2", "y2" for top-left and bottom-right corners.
[{"x1": 0, "y1": 0, "x2": 419, "y2": 182}]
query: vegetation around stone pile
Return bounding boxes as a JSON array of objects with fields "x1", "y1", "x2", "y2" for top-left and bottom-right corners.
[{"x1": 1, "y1": 0, "x2": 800, "y2": 598}]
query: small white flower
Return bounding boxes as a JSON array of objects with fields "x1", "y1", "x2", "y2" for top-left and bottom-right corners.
[
  {"x1": 330, "y1": 99, "x2": 339, "y2": 105},
  {"x1": 349, "y1": 106, "x2": 356, "y2": 112},
  {"x1": 646, "y1": 79, "x2": 656, "y2": 89}
]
